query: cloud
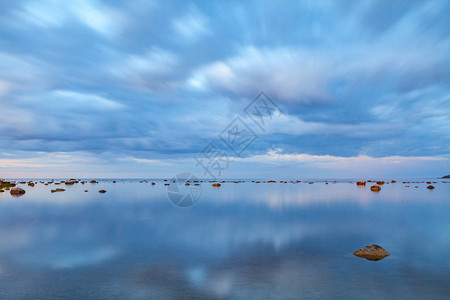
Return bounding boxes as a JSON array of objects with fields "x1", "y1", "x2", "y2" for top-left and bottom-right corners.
[
  {"x1": 107, "y1": 47, "x2": 180, "y2": 91},
  {"x1": 11, "y1": 0, "x2": 123, "y2": 38},
  {"x1": 172, "y1": 7, "x2": 211, "y2": 41},
  {"x1": 0, "y1": 0, "x2": 448, "y2": 177}
]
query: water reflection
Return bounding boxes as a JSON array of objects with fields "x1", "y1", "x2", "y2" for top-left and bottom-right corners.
[{"x1": 0, "y1": 180, "x2": 449, "y2": 299}]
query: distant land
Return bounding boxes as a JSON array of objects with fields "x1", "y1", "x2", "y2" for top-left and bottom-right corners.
[{"x1": 443, "y1": 175, "x2": 450, "y2": 179}]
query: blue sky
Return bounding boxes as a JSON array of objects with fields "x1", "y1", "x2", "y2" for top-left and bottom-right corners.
[{"x1": 0, "y1": 0, "x2": 449, "y2": 178}]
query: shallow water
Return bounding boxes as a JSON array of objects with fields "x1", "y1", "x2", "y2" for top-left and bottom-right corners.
[{"x1": 0, "y1": 179, "x2": 449, "y2": 299}]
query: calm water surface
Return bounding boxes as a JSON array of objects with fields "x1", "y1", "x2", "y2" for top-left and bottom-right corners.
[{"x1": 0, "y1": 179, "x2": 449, "y2": 299}]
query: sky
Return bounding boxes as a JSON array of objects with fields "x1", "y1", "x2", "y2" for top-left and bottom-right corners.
[{"x1": 0, "y1": 0, "x2": 449, "y2": 178}]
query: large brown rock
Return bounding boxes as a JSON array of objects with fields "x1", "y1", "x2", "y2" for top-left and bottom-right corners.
[
  {"x1": 353, "y1": 244, "x2": 390, "y2": 261},
  {"x1": 10, "y1": 188, "x2": 26, "y2": 196}
]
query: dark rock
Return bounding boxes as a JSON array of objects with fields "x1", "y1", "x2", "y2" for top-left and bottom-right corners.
[
  {"x1": 356, "y1": 181, "x2": 366, "y2": 185},
  {"x1": 427, "y1": 185, "x2": 435, "y2": 189},
  {"x1": 353, "y1": 244, "x2": 390, "y2": 261},
  {"x1": 10, "y1": 188, "x2": 25, "y2": 196},
  {"x1": 98, "y1": 190, "x2": 107, "y2": 193},
  {"x1": 51, "y1": 189, "x2": 65, "y2": 193},
  {"x1": 370, "y1": 185, "x2": 381, "y2": 192}
]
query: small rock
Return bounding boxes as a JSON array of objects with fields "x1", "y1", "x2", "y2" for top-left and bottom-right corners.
[
  {"x1": 370, "y1": 185, "x2": 381, "y2": 192},
  {"x1": 356, "y1": 181, "x2": 366, "y2": 185},
  {"x1": 28, "y1": 182, "x2": 35, "y2": 187},
  {"x1": 98, "y1": 190, "x2": 107, "y2": 193},
  {"x1": 84, "y1": 190, "x2": 88, "y2": 192},
  {"x1": 353, "y1": 244, "x2": 390, "y2": 261},
  {"x1": 51, "y1": 189, "x2": 65, "y2": 193},
  {"x1": 212, "y1": 183, "x2": 221, "y2": 187},
  {"x1": 376, "y1": 181, "x2": 385, "y2": 185},
  {"x1": 427, "y1": 185, "x2": 435, "y2": 190},
  {"x1": 10, "y1": 188, "x2": 26, "y2": 196}
]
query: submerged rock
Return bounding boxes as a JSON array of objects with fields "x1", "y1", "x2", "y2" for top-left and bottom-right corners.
[
  {"x1": 353, "y1": 244, "x2": 390, "y2": 261},
  {"x1": 10, "y1": 188, "x2": 26, "y2": 196}
]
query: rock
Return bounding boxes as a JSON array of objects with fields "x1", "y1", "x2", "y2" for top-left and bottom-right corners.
[
  {"x1": 151, "y1": 182, "x2": 156, "y2": 185},
  {"x1": 90, "y1": 180, "x2": 97, "y2": 183},
  {"x1": 212, "y1": 183, "x2": 221, "y2": 187},
  {"x1": 376, "y1": 181, "x2": 385, "y2": 185},
  {"x1": 51, "y1": 189, "x2": 65, "y2": 193},
  {"x1": 98, "y1": 190, "x2": 107, "y2": 193},
  {"x1": 28, "y1": 182, "x2": 35, "y2": 187},
  {"x1": 391, "y1": 180, "x2": 396, "y2": 183},
  {"x1": 84, "y1": 190, "x2": 88, "y2": 192},
  {"x1": 427, "y1": 185, "x2": 435, "y2": 190},
  {"x1": 65, "y1": 181, "x2": 75, "y2": 185},
  {"x1": 353, "y1": 244, "x2": 390, "y2": 261},
  {"x1": 370, "y1": 185, "x2": 381, "y2": 192},
  {"x1": 10, "y1": 188, "x2": 26, "y2": 196},
  {"x1": 0, "y1": 181, "x2": 16, "y2": 188},
  {"x1": 356, "y1": 181, "x2": 366, "y2": 185}
]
